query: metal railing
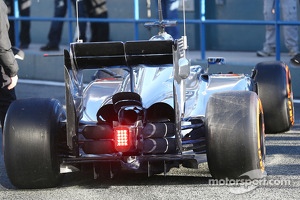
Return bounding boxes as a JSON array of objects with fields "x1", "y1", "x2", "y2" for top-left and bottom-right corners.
[{"x1": 8, "y1": 0, "x2": 300, "y2": 61}]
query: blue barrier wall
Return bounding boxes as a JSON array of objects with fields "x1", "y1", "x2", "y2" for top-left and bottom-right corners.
[
  {"x1": 24, "y1": 0, "x2": 197, "y2": 49},
  {"x1": 8, "y1": 0, "x2": 300, "y2": 59}
]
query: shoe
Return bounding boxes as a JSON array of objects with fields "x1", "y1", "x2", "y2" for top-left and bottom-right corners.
[
  {"x1": 289, "y1": 50, "x2": 298, "y2": 57},
  {"x1": 40, "y1": 44, "x2": 59, "y2": 51},
  {"x1": 256, "y1": 50, "x2": 275, "y2": 57}
]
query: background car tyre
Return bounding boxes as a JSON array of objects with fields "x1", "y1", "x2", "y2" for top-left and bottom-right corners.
[
  {"x1": 3, "y1": 98, "x2": 65, "y2": 189},
  {"x1": 205, "y1": 91, "x2": 265, "y2": 179},
  {"x1": 253, "y1": 61, "x2": 294, "y2": 133}
]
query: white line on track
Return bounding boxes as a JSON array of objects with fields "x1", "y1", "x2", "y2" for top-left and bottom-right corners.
[
  {"x1": 293, "y1": 99, "x2": 300, "y2": 104},
  {"x1": 18, "y1": 79, "x2": 65, "y2": 87}
]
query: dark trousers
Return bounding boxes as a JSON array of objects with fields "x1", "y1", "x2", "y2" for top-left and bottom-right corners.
[
  {"x1": 0, "y1": 67, "x2": 16, "y2": 128},
  {"x1": 47, "y1": 0, "x2": 87, "y2": 47},
  {"x1": 0, "y1": 89, "x2": 16, "y2": 129},
  {"x1": 85, "y1": 0, "x2": 109, "y2": 42},
  {"x1": 5, "y1": 0, "x2": 31, "y2": 47},
  {"x1": 161, "y1": 0, "x2": 179, "y2": 39},
  {"x1": 89, "y1": 12, "x2": 109, "y2": 42}
]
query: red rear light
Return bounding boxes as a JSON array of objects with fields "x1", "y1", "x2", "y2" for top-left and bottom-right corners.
[{"x1": 114, "y1": 126, "x2": 132, "y2": 152}]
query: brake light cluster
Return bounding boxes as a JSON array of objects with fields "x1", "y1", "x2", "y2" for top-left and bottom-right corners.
[{"x1": 114, "y1": 126, "x2": 132, "y2": 152}]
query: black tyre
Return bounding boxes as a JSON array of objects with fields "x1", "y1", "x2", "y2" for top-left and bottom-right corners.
[
  {"x1": 253, "y1": 61, "x2": 294, "y2": 133},
  {"x1": 206, "y1": 91, "x2": 265, "y2": 179},
  {"x1": 3, "y1": 98, "x2": 66, "y2": 189}
]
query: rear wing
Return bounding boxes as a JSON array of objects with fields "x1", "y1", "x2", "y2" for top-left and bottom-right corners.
[{"x1": 64, "y1": 40, "x2": 174, "y2": 70}]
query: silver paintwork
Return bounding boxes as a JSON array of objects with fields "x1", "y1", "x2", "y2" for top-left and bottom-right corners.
[
  {"x1": 81, "y1": 65, "x2": 252, "y2": 125},
  {"x1": 75, "y1": 32, "x2": 252, "y2": 139}
]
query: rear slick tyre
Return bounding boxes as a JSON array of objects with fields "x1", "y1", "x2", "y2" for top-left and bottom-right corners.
[
  {"x1": 253, "y1": 61, "x2": 294, "y2": 133},
  {"x1": 205, "y1": 91, "x2": 266, "y2": 179},
  {"x1": 3, "y1": 98, "x2": 65, "y2": 189}
]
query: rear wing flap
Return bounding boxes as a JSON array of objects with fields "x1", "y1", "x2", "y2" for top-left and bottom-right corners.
[{"x1": 65, "y1": 40, "x2": 174, "y2": 70}]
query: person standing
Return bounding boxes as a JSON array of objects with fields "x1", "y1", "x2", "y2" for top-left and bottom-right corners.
[
  {"x1": 257, "y1": 0, "x2": 299, "y2": 57},
  {"x1": 85, "y1": 0, "x2": 109, "y2": 42},
  {"x1": 4, "y1": 0, "x2": 31, "y2": 49},
  {"x1": 0, "y1": 0, "x2": 19, "y2": 128},
  {"x1": 40, "y1": 0, "x2": 87, "y2": 51}
]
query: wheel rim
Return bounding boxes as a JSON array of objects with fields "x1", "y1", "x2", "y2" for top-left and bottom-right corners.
[
  {"x1": 285, "y1": 65, "x2": 294, "y2": 126},
  {"x1": 258, "y1": 98, "x2": 266, "y2": 172}
]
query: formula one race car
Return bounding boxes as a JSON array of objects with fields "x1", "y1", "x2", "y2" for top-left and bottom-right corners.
[{"x1": 3, "y1": 0, "x2": 294, "y2": 189}]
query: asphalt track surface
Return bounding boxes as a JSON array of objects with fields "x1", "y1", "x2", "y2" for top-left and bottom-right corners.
[{"x1": 0, "y1": 81, "x2": 300, "y2": 199}]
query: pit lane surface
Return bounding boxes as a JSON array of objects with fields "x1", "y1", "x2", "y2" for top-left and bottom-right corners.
[{"x1": 0, "y1": 81, "x2": 300, "y2": 199}]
